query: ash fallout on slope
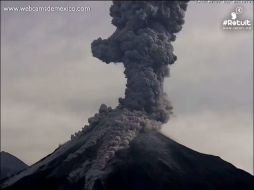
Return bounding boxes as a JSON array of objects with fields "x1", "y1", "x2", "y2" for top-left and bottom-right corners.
[{"x1": 92, "y1": 1, "x2": 188, "y2": 123}]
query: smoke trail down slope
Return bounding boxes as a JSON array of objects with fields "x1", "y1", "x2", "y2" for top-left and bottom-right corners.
[{"x1": 92, "y1": 1, "x2": 188, "y2": 123}]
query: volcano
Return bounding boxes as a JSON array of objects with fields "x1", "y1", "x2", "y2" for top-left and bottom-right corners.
[
  {"x1": 1, "y1": 1, "x2": 253, "y2": 190},
  {"x1": 1, "y1": 129, "x2": 253, "y2": 190}
]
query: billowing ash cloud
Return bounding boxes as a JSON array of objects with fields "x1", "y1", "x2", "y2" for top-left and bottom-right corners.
[{"x1": 92, "y1": 1, "x2": 188, "y2": 123}]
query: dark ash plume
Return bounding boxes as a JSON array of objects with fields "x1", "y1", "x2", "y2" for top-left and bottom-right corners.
[
  {"x1": 92, "y1": 1, "x2": 188, "y2": 123},
  {"x1": 82, "y1": 3, "x2": 189, "y2": 187}
]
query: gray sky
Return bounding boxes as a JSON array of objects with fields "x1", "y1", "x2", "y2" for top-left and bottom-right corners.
[{"x1": 1, "y1": 1, "x2": 253, "y2": 174}]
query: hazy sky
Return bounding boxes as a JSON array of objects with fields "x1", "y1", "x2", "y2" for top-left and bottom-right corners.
[{"x1": 1, "y1": 1, "x2": 253, "y2": 174}]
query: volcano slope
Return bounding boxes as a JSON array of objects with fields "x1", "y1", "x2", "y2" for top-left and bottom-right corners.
[
  {"x1": 1, "y1": 127, "x2": 253, "y2": 190},
  {"x1": 1, "y1": 1, "x2": 253, "y2": 190}
]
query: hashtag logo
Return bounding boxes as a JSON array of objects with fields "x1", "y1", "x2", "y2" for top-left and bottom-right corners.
[{"x1": 223, "y1": 20, "x2": 228, "y2": 26}]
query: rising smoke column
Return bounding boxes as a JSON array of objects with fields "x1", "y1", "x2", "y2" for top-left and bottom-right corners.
[
  {"x1": 92, "y1": 1, "x2": 188, "y2": 123},
  {"x1": 80, "y1": 2, "x2": 189, "y2": 188}
]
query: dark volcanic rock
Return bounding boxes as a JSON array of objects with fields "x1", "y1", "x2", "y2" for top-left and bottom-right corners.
[
  {"x1": 0, "y1": 152, "x2": 28, "y2": 180},
  {"x1": 1, "y1": 131, "x2": 253, "y2": 190},
  {"x1": 104, "y1": 132, "x2": 253, "y2": 190}
]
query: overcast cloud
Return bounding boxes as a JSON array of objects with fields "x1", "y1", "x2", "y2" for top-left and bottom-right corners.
[{"x1": 1, "y1": 1, "x2": 253, "y2": 174}]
